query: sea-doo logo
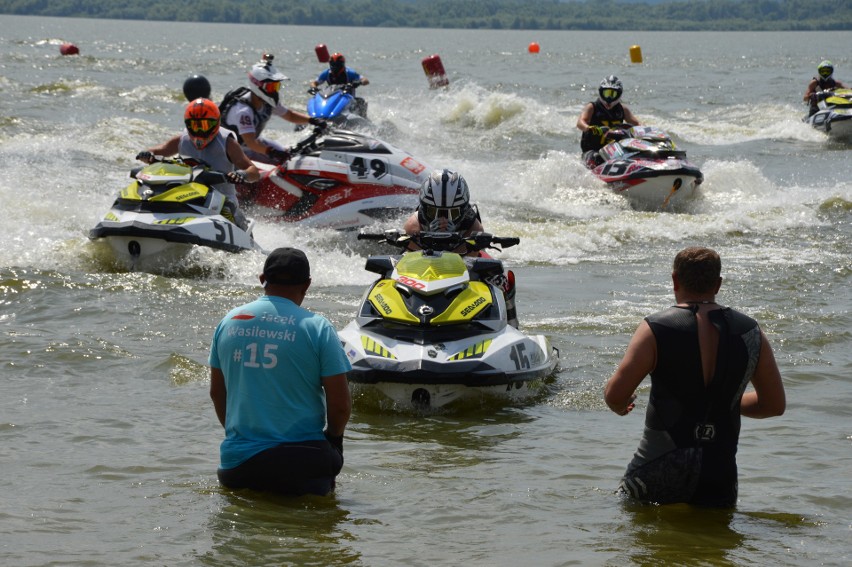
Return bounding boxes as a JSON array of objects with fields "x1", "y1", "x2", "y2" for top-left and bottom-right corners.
[
  {"x1": 428, "y1": 349, "x2": 437, "y2": 358},
  {"x1": 418, "y1": 305, "x2": 433, "y2": 315},
  {"x1": 375, "y1": 293, "x2": 392, "y2": 315},
  {"x1": 460, "y1": 296, "x2": 486, "y2": 316}
]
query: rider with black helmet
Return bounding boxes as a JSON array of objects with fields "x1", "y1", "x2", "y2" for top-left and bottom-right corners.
[
  {"x1": 577, "y1": 76, "x2": 641, "y2": 164},
  {"x1": 803, "y1": 60, "x2": 848, "y2": 116}
]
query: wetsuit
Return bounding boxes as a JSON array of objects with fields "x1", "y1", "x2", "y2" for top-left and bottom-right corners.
[
  {"x1": 580, "y1": 100, "x2": 627, "y2": 153},
  {"x1": 619, "y1": 305, "x2": 762, "y2": 507}
]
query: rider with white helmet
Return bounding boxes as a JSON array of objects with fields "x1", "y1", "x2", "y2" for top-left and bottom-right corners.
[
  {"x1": 220, "y1": 54, "x2": 323, "y2": 164},
  {"x1": 403, "y1": 169, "x2": 483, "y2": 246},
  {"x1": 402, "y1": 168, "x2": 517, "y2": 327},
  {"x1": 803, "y1": 60, "x2": 848, "y2": 116},
  {"x1": 577, "y1": 75, "x2": 641, "y2": 161}
]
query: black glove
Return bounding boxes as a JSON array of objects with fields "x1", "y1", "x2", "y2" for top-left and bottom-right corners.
[
  {"x1": 308, "y1": 117, "x2": 327, "y2": 129},
  {"x1": 226, "y1": 170, "x2": 247, "y2": 184},
  {"x1": 307, "y1": 87, "x2": 318, "y2": 95},
  {"x1": 135, "y1": 151, "x2": 154, "y2": 163},
  {"x1": 324, "y1": 430, "x2": 343, "y2": 455},
  {"x1": 266, "y1": 147, "x2": 291, "y2": 163}
]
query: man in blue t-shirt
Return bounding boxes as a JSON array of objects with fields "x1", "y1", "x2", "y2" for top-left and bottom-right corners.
[{"x1": 209, "y1": 247, "x2": 352, "y2": 496}]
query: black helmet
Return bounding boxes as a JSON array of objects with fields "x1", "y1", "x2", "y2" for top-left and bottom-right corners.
[
  {"x1": 598, "y1": 75, "x2": 623, "y2": 108},
  {"x1": 182, "y1": 74, "x2": 211, "y2": 102}
]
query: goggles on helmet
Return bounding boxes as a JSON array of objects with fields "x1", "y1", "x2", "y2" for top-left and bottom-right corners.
[
  {"x1": 818, "y1": 66, "x2": 833, "y2": 78},
  {"x1": 601, "y1": 88, "x2": 619, "y2": 101},
  {"x1": 260, "y1": 80, "x2": 281, "y2": 95},
  {"x1": 424, "y1": 205, "x2": 464, "y2": 223},
  {"x1": 185, "y1": 118, "x2": 219, "y2": 137}
]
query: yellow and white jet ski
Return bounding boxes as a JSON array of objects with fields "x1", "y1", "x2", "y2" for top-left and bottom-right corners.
[{"x1": 339, "y1": 231, "x2": 559, "y2": 409}]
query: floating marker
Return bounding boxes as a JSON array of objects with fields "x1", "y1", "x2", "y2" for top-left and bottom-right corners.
[
  {"x1": 315, "y1": 44, "x2": 329, "y2": 63},
  {"x1": 630, "y1": 45, "x2": 643, "y2": 64},
  {"x1": 528, "y1": 42, "x2": 540, "y2": 54},
  {"x1": 59, "y1": 43, "x2": 79, "y2": 56},
  {"x1": 422, "y1": 54, "x2": 449, "y2": 89}
]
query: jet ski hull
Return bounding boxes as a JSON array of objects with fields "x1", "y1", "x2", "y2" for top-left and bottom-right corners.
[{"x1": 340, "y1": 323, "x2": 558, "y2": 408}]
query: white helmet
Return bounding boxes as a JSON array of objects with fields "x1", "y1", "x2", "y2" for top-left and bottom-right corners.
[
  {"x1": 417, "y1": 169, "x2": 473, "y2": 232},
  {"x1": 598, "y1": 75, "x2": 624, "y2": 109},
  {"x1": 248, "y1": 53, "x2": 288, "y2": 106}
]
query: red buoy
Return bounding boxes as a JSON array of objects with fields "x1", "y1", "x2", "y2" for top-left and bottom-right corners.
[
  {"x1": 315, "y1": 44, "x2": 329, "y2": 63},
  {"x1": 422, "y1": 54, "x2": 448, "y2": 89},
  {"x1": 60, "y1": 43, "x2": 79, "y2": 56},
  {"x1": 528, "y1": 42, "x2": 540, "y2": 54}
]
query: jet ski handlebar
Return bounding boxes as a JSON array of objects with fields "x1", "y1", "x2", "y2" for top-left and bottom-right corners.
[{"x1": 358, "y1": 230, "x2": 520, "y2": 252}]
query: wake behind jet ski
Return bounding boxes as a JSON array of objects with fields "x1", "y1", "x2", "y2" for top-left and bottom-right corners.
[
  {"x1": 583, "y1": 125, "x2": 704, "y2": 211},
  {"x1": 338, "y1": 230, "x2": 559, "y2": 410},
  {"x1": 238, "y1": 125, "x2": 432, "y2": 230},
  {"x1": 89, "y1": 157, "x2": 263, "y2": 271}
]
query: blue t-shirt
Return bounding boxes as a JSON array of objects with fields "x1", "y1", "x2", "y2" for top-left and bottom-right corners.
[
  {"x1": 316, "y1": 68, "x2": 363, "y2": 85},
  {"x1": 209, "y1": 295, "x2": 351, "y2": 469}
]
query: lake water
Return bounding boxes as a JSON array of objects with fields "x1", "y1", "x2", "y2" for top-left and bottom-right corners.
[{"x1": 1, "y1": 15, "x2": 850, "y2": 566}]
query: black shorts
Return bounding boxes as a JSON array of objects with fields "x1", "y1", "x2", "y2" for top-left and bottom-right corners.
[{"x1": 218, "y1": 440, "x2": 343, "y2": 496}]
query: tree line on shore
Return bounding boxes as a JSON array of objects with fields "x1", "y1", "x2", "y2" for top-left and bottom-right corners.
[{"x1": 3, "y1": 0, "x2": 851, "y2": 31}]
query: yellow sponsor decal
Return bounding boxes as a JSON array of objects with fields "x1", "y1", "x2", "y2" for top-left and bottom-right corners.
[
  {"x1": 367, "y1": 281, "x2": 419, "y2": 323},
  {"x1": 430, "y1": 281, "x2": 492, "y2": 325},
  {"x1": 149, "y1": 183, "x2": 209, "y2": 202},
  {"x1": 120, "y1": 181, "x2": 141, "y2": 200},
  {"x1": 448, "y1": 339, "x2": 492, "y2": 361},
  {"x1": 361, "y1": 335, "x2": 397, "y2": 359}
]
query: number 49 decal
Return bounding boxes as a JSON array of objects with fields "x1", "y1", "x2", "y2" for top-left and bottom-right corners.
[{"x1": 349, "y1": 156, "x2": 390, "y2": 183}]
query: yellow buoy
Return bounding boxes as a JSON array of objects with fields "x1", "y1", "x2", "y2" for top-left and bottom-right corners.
[{"x1": 630, "y1": 45, "x2": 643, "y2": 64}]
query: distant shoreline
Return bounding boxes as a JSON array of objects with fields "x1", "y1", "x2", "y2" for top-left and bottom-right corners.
[{"x1": 4, "y1": 0, "x2": 852, "y2": 32}]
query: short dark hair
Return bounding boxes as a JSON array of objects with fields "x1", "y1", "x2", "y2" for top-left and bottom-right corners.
[{"x1": 673, "y1": 247, "x2": 721, "y2": 294}]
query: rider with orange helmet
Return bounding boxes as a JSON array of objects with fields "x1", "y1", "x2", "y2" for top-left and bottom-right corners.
[
  {"x1": 310, "y1": 52, "x2": 370, "y2": 117},
  {"x1": 135, "y1": 98, "x2": 260, "y2": 229}
]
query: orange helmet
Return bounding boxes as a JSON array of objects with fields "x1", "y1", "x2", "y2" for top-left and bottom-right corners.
[
  {"x1": 184, "y1": 98, "x2": 220, "y2": 149},
  {"x1": 330, "y1": 52, "x2": 346, "y2": 71}
]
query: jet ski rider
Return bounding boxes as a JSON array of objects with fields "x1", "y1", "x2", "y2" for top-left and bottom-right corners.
[
  {"x1": 402, "y1": 169, "x2": 518, "y2": 328},
  {"x1": 403, "y1": 169, "x2": 484, "y2": 256},
  {"x1": 136, "y1": 98, "x2": 260, "y2": 231},
  {"x1": 577, "y1": 75, "x2": 641, "y2": 167},
  {"x1": 803, "y1": 60, "x2": 848, "y2": 117},
  {"x1": 310, "y1": 52, "x2": 370, "y2": 118},
  {"x1": 220, "y1": 54, "x2": 323, "y2": 165}
]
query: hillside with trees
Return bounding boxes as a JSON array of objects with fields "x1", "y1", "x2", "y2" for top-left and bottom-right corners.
[{"x1": 2, "y1": 0, "x2": 851, "y2": 30}]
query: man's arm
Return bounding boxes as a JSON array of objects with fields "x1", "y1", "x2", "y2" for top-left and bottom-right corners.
[
  {"x1": 209, "y1": 367, "x2": 227, "y2": 427},
  {"x1": 322, "y1": 373, "x2": 352, "y2": 437},
  {"x1": 225, "y1": 137, "x2": 260, "y2": 182},
  {"x1": 576, "y1": 103, "x2": 595, "y2": 132},
  {"x1": 604, "y1": 320, "x2": 656, "y2": 415},
  {"x1": 139, "y1": 135, "x2": 181, "y2": 162},
  {"x1": 740, "y1": 330, "x2": 785, "y2": 418}
]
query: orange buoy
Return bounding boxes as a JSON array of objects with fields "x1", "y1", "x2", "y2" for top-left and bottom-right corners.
[
  {"x1": 315, "y1": 44, "x2": 329, "y2": 63},
  {"x1": 60, "y1": 43, "x2": 79, "y2": 56},
  {"x1": 528, "y1": 42, "x2": 540, "y2": 54},
  {"x1": 629, "y1": 45, "x2": 643, "y2": 64},
  {"x1": 422, "y1": 54, "x2": 449, "y2": 89}
]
